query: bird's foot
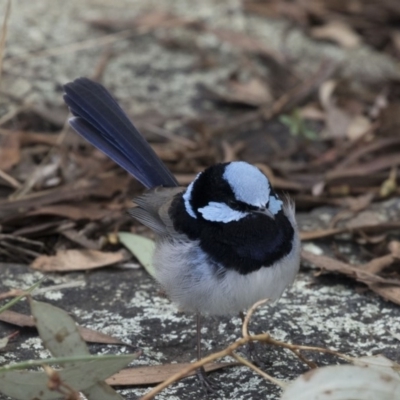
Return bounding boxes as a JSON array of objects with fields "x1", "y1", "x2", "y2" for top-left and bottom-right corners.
[
  {"x1": 244, "y1": 341, "x2": 265, "y2": 368},
  {"x1": 196, "y1": 366, "x2": 219, "y2": 394}
]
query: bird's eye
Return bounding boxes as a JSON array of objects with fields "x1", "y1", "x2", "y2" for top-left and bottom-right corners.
[{"x1": 227, "y1": 199, "x2": 237, "y2": 208}]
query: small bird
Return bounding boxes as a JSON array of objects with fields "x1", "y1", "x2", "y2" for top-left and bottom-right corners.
[{"x1": 63, "y1": 78, "x2": 301, "y2": 388}]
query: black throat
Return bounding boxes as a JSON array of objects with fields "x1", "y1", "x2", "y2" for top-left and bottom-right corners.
[{"x1": 169, "y1": 194, "x2": 294, "y2": 275}]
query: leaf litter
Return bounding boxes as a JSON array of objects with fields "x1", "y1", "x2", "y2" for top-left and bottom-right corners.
[{"x1": 1, "y1": 0, "x2": 400, "y2": 399}]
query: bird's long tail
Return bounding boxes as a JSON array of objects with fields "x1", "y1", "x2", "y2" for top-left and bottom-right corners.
[{"x1": 63, "y1": 77, "x2": 179, "y2": 189}]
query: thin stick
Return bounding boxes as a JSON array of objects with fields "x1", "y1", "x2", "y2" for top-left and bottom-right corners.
[
  {"x1": 141, "y1": 332, "x2": 353, "y2": 400},
  {"x1": 242, "y1": 298, "x2": 270, "y2": 338},
  {"x1": 141, "y1": 335, "x2": 256, "y2": 400},
  {"x1": 230, "y1": 352, "x2": 286, "y2": 389},
  {"x1": 0, "y1": 168, "x2": 21, "y2": 189}
]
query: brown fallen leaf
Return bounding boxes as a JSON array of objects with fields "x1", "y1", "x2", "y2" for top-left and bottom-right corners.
[
  {"x1": 300, "y1": 221, "x2": 400, "y2": 241},
  {"x1": 203, "y1": 77, "x2": 273, "y2": 107},
  {"x1": 335, "y1": 137, "x2": 400, "y2": 171},
  {"x1": 0, "y1": 130, "x2": 21, "y2": 171},
  {"x1": 326, "y1": 153, "x2": 400, "y2": 183},
  {"x1": 31, "y1": 249, "x2": 126, "y2": 272},
  {"x1": 301, "y1": 250, "x2": 400, "y2": 286},
  {"x1": 302, "y1": 250, "x2": 400, "y2": 306},
  {"x1": 0, "y1": 175, "x2": 129, "y2": 221},
  {"x1": 368, "y1": 285, "x2": 400, "y2": 306},
  {"x1": 106, "y1": 362, "x2": 236, "y2": 386},
  {"x1": 0, "y1": 310, "x2": 127, "y2": 346},
  {"x1": 27, "y1": 204, "x2": 111, "y2": 221},
  {"x1": 0, "y1": 289, "x2": 25, "y2": 300},
  {"x1": 362, "y1": 241, "x2": 400, "y2": 274},
  {"x1": 311, "y1": 21, "x2": 361, "y2": 49},
  {"x1": 60, "y1": 229, "x2": 101, "y2": 250}
]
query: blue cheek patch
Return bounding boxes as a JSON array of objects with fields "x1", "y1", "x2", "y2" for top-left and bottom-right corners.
[
  {"x1": 268, "y1": 195, "x2": 283, "y2": 215},
  {"x1": 198, "y1": 202, "x2": 249, "y2": 223}
]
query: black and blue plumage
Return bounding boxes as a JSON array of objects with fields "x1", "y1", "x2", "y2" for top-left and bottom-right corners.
[
  {"x1": 63, "y1": 77, "x2": 300, "y2": 316},
  {"x1": 63, "y1": 77, "x2": 178, "y2": 189}
]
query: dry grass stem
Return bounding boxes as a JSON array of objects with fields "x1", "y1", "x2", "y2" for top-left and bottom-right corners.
[{"x1": 141, "y1": 299, "x2": 353, "y2": 399}]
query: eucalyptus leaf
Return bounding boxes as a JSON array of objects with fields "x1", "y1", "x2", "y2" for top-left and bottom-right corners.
[
  {"x1": 118, "y1": 232, "x2": 156, "y2": 277},
  {"x1": 281, "y1": 361, "x2": 400, "y2": 400},
  {"x1": 0, "y1": 354, "x2": 137, "y2": 400},
  {"x1": 30, "y1": 299, "x2": 89, "y2": 360},
  {"x1": 82, "y1": 381, "x2": 125, "y2": 400}
]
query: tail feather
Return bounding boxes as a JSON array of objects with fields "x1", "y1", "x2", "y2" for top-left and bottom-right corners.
[{"x1": 63, "y1": 78, "x2": 178, "y2": 189}]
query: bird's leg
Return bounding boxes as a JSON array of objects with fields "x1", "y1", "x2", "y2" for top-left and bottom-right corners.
[
  {"x1": 195, "y1": 313, "x2": 217, "y2": 393},
  {"x1": 239, "y1": 311, "x2": 263, "y2": 367}
]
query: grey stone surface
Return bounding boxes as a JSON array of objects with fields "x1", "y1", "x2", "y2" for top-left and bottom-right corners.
[{"x1": 1, "y1": 208, "x2": 400, "y2": 400}]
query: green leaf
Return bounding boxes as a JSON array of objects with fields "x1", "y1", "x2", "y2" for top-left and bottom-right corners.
[
  {"x1": 83, "y1": 381, "x2": 125, "y2": 400},
  {"x1": 28, "y1": 300, "x2": 131, "y2": 398},
  {"x1": 118, "y1": 232, "x2": 156, "y2": 278},
  {"x1": 0, "y1": 354, "x2": 137, "y2": 400},
  {"x1": 30, "y1": 299, "x2": 89, "y2": 360}
]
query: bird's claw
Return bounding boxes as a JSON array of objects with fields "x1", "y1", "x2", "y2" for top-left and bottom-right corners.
[{"x1": 196, "y1": 367, "x2": 219, "y2": 394}]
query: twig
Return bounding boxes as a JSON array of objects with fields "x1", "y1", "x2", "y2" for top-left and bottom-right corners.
[
  {"x1": 140, "y1": 335, "x2": 261, "y2": 400},
  {"x1": 10, "y1": 115, "x2": 70, "y2": 199},
  {"x1": 141, "y1": 330, "x2": 353, "y2": 400},
  {"x1": 230, "y1": 352, "x2": 286, "y2": 389},
  {"x1": 0, "y1": 104, "x2": 32, "y2": 127},
  {"x1": 242, "y1": 298, "x2": 269, "y2": 338},
  {"x1": 141, "y1": 123, "x2": 198, "y2": 149},
  {"x1": 0, "y1": 168, "x2": 21, "y2": 188}
]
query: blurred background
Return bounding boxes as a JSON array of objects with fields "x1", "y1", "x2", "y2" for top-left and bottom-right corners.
[{"x1": 2, "y1": 0, "x2": 400, "y2": 265}]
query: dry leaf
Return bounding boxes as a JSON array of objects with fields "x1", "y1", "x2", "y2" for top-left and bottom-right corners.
[
  {"x1": 300, "y1": 221, "x2": 400, "y2": 241},
  {"x1": 106, "y1": 362, "x2": 235, "y2": 386},
  {"x1": 282, "y1": 355, "x2": 400, "y2": 400},
  {"x1": 319, "y1": 80, "x2": 353, "y2": 139},
  {"x1": 368, "y1": 285, "x2": 400, "y2": 306},
  {"x1": 0, "y1": 130, "x2": 21, "y2": 171},
  {"x1": 202, "y1": 77, "x2": 273, "y2": 108},
  {"x1": 227, "y1": 78, "x2": 273, "y2": 107},
  {"x1": 27, "y1": 204, "x2": 111, "y2": 221},
  {"x1": 0, "y1": 310, "x2": 126, "y2": 346},
  {"x1": 60, "y1": 229, "x2": 101, "y2": 250},
  {"x1": 302, "y1": 250, "x2": 400, "y2": 306},
  {"x1": 301, "y1": 250, "x2": 400, "y2": 286},
  {"x1": 344, "y1": 210, "x2": 382, "y2": 229},
  {"x1": 311, "y1": 21, "x2": 361, "y2": 49},
  {"x1": 347, "y1": 115, "x2": 372, "y2": 141},
  {"x1": 30, "y1": 249, "x2": 125, "y2": 272},
  {"x1": 0, "y1": 289, "x2": 24, "y2": 300}
]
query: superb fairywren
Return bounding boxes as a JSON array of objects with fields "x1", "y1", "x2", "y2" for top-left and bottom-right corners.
[{"x1": 63, "y1": 78, "x2": 301, "y2": 388}]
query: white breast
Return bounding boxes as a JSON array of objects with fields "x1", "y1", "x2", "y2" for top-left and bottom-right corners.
[{"x1": 153, "y1": 202, "x2": 301, "y2": 315}]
